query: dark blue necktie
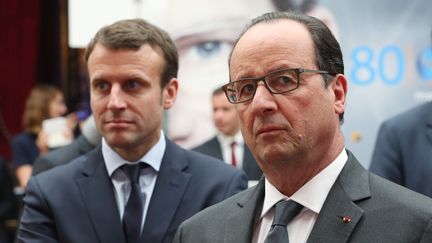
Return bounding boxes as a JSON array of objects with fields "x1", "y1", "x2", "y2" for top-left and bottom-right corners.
[
  {"x1": 121, "y1": 163, "x2": 146, "y2": 243},
  {"x1": 264, "y1": 200, "x2": 303, "y2": 243}
]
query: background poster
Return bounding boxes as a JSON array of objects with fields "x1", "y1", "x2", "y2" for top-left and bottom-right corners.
[
  {"x1": 323, "y1": 0, "x2": 432, "y2": 165},
  {"x1": 69, "y1": 0, "x2": 432, "y2": 167}
]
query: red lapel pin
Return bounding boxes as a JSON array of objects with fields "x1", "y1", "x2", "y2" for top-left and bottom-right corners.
[{"x1": 338, "y1": 216, "x2": 351, "y2": 223}]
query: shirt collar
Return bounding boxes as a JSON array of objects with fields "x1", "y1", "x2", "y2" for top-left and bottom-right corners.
[
  {"x1": 216, "y1": 131, "x2": 243, "y2": 147},
  {"x1": 103, "y1": 130, "x2": 166, "y2": 176},
  {"x1": 261, "y1": 148, "x2": 348, "y2": 217}
]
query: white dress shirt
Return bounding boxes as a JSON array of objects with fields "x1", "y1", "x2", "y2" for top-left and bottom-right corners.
[
  {"x1": 252, "y1": 149, "x2": 348, "y2": 243},
  {"x1": 216, "y1": 131, "x2": 244, "y2": 169},
  {"x1": 103, "y1": 130, "x2": 165, "y2": 231}
]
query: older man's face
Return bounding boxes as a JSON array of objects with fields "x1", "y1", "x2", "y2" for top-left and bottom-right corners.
[{"x1": 230, "y1": 20, "x2": 345, "y2": 171}]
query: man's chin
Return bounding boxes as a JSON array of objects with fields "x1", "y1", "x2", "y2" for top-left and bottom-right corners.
[
  {"x1": 104, "y1": 135, "x2": 133, "y2": 148},
  {"x1": 258, "y1": 145, "x2": 294, "y2": 164}
]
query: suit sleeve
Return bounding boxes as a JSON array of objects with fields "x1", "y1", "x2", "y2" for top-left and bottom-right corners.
[
  {"x1": 32, "y1": 157, "x2": 54, "y2": 176},
  {"x1": 15, "y1": 177, "x2": 59, "y2": 243},
  {"x1": 419, "y1": 217, "x2": 432, "y2": 243},
  {"x1": 369, "y1": 121, "x2": 404, "y2": 185},
  {"x1": 11, "y1": 136, "x2": 36, "y2": 167},
  {"x1": 172, "y1": 223, "x2": 183, "y2": 243}
]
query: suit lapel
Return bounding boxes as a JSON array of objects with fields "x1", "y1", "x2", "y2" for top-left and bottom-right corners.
[
  {"x1": 307, "y1": 151, "x2": 370, "y2": 243},
  {"x1": 141, "y1": 138, "x2": 192, "y2": 242},
  {"x1": 76, "y1": 135, "x2": 94, "y2": 154},
  {"x1": 77, "y1": 147, "x2": 125, "y2": 243},
  {"x1": 211, "y1": 137, "x2": 224, "y2": 160},
  {"x1": 224, "y1": 179, "x2": 265, "y2": 243}
]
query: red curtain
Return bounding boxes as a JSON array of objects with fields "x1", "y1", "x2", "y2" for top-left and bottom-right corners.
[{"x1": 0, "y1": 0, "x2": 41, "y2": 160}]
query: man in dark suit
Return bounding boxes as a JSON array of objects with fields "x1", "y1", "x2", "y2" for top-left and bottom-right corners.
[
  {"x1": 193, "y1": 88, "x2": 262, "y2": 181},
  {"x1": 16, "y1": 18, "x2": 247, "y2": 243},
  {"x1": 32, "y1": 115, "x2": 101, "y2": 175},
  {"x1": 174, "y1": 12, "x2": 432, "y2": 243},
  {"x1": 370, "y1": 101, "x2": 432, "y2": 197}
]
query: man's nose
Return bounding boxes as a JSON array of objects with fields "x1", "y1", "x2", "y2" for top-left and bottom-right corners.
[
  {"x1": 107, "y1": 84, "x2": 127, "y2": 109},
  {"x1": 250, "y1": 82, "x2": 277, "y2": 116}
]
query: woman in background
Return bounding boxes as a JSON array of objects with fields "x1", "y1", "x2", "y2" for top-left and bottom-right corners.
[{"x1": 11, "y1": 84, "x2": 71, "y2": 188}]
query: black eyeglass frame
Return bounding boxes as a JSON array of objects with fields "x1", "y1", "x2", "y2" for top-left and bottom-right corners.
[{"x1": 222, "y1": 68, "x2": 331, "y2": 104}]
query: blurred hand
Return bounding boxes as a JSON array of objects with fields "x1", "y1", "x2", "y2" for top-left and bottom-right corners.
[
  {"x1": 67, "y1": 112, "x2": 79, "y2": 131},
  {"x1": 36, "y1": 131, "x2": 49, "y2": 155}
]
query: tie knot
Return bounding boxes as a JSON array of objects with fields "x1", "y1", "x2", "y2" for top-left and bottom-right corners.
[
  {"x1": 272, "y1": 200, "x2": 303, "y2": 226},
  {"x1": 121, "y1": 163, "x2": 146, "y2": 184},
  {"x1": 231, "y1": 141, "x2": 236, "y2": 147}
]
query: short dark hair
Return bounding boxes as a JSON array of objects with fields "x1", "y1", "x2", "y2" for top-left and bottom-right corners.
[
  {"x1": 229, "y1": 11, "x2": 344, "y2": 122},
  {"x1": 84, "y1": 18, "x2": 178, "y2": 88}
]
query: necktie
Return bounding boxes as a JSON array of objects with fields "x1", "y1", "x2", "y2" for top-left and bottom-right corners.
[
  {"x1": 121, "y1": 163, "x2": 146, "y2": 243},
  {"x1": 230, "y1": 141, "x2": 237, "y2": 167},
  {"x1": 263, "y1": 200, "x2": 303, "y2": 243}
]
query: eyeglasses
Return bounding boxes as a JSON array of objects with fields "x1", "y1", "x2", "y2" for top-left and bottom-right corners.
[{"x1": 222, "y1": 68, "x2": 330, "y2": 104}]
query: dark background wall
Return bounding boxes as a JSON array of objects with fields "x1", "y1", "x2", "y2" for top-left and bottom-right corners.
[{"x1": 0, "y1": 0, "x2": 82, "y2": 161}]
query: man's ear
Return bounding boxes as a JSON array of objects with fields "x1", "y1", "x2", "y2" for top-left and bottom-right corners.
[
  {"x1": 162, "y1": 78, "x2": 179, "y2": 109},
  {"x1": 332, "y1": 74, "x2": 347, "y2": 117}
]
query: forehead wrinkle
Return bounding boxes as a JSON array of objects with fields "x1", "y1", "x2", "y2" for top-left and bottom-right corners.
[{"x1": 88, "y1": 44, "x2": 164, "y2": 88}]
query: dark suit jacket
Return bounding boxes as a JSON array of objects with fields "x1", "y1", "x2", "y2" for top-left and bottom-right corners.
[
  {"x1": 0, "y1": 156, "x2": 18, "y2": 243},
  {"x1": 192, "y1": 136, "x2": 262, "y2": 180},
  {"x1": 16, "y1": 138, "x2": 248, "y2": 243},
  {"x1": 370, "y1": 102, "x2": 432, "y2": 197},
  {"x1": 174, "y1": 150, "x2": 432, "y2": 243},
  {"x1": 32, "y1": 135, "x2": 95, "y2": 175}
]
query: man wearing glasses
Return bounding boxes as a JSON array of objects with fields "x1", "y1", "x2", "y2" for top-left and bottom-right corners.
[{"x1": 174, "y1": 11, "x2": 432, "y2": 243}]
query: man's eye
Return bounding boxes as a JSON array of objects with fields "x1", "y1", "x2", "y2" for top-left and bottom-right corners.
[
  {"x1": 178, "y1": 39, "x2": 233, "y2": 62},
  {"x1": 269, "y1": 75, "x2": 297, "y2": 91},
  {"x1": 239, "y1": 83, "x2": 255, "y2": 98},
  {"x1": 195, "y1": 41, "x2": 222, "y2": 58},
  {"x1": 126, "y1": 81, "x2": 140, "y2": 90},
  {"x1": 276, "y1": 75, "x2": 295, "y2": 84},
  {"x1": 95, "y1": 82, "x2": 109, "y2": 91}
]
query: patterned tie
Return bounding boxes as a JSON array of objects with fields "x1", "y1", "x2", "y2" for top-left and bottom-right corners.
[
  {"x1": 263, "y1": 200, "x2": 303, "y2": 243},
  {"x1": 230, "y1": 141, "x2": 237, "y2": 167},
  {"x1": 121, "y1": 163, "x2": 146, "y2": 243}
]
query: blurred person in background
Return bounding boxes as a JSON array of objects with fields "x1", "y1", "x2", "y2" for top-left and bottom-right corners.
[
  {"x1": 32, "y1": 115, "x2": 101, "y2": 175},
  {"x1": 11, "y1": 84, "x2": 74, "y2": 188},
  {"x1": 370, "y1": 101, "x2": 432, "y2": 197},
  {"x1": 369, "y1": 29, "x2": 432, "y2": 197},
  {"x1": 193, "y1": 88, "x2": 262, "y2": 181}
]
